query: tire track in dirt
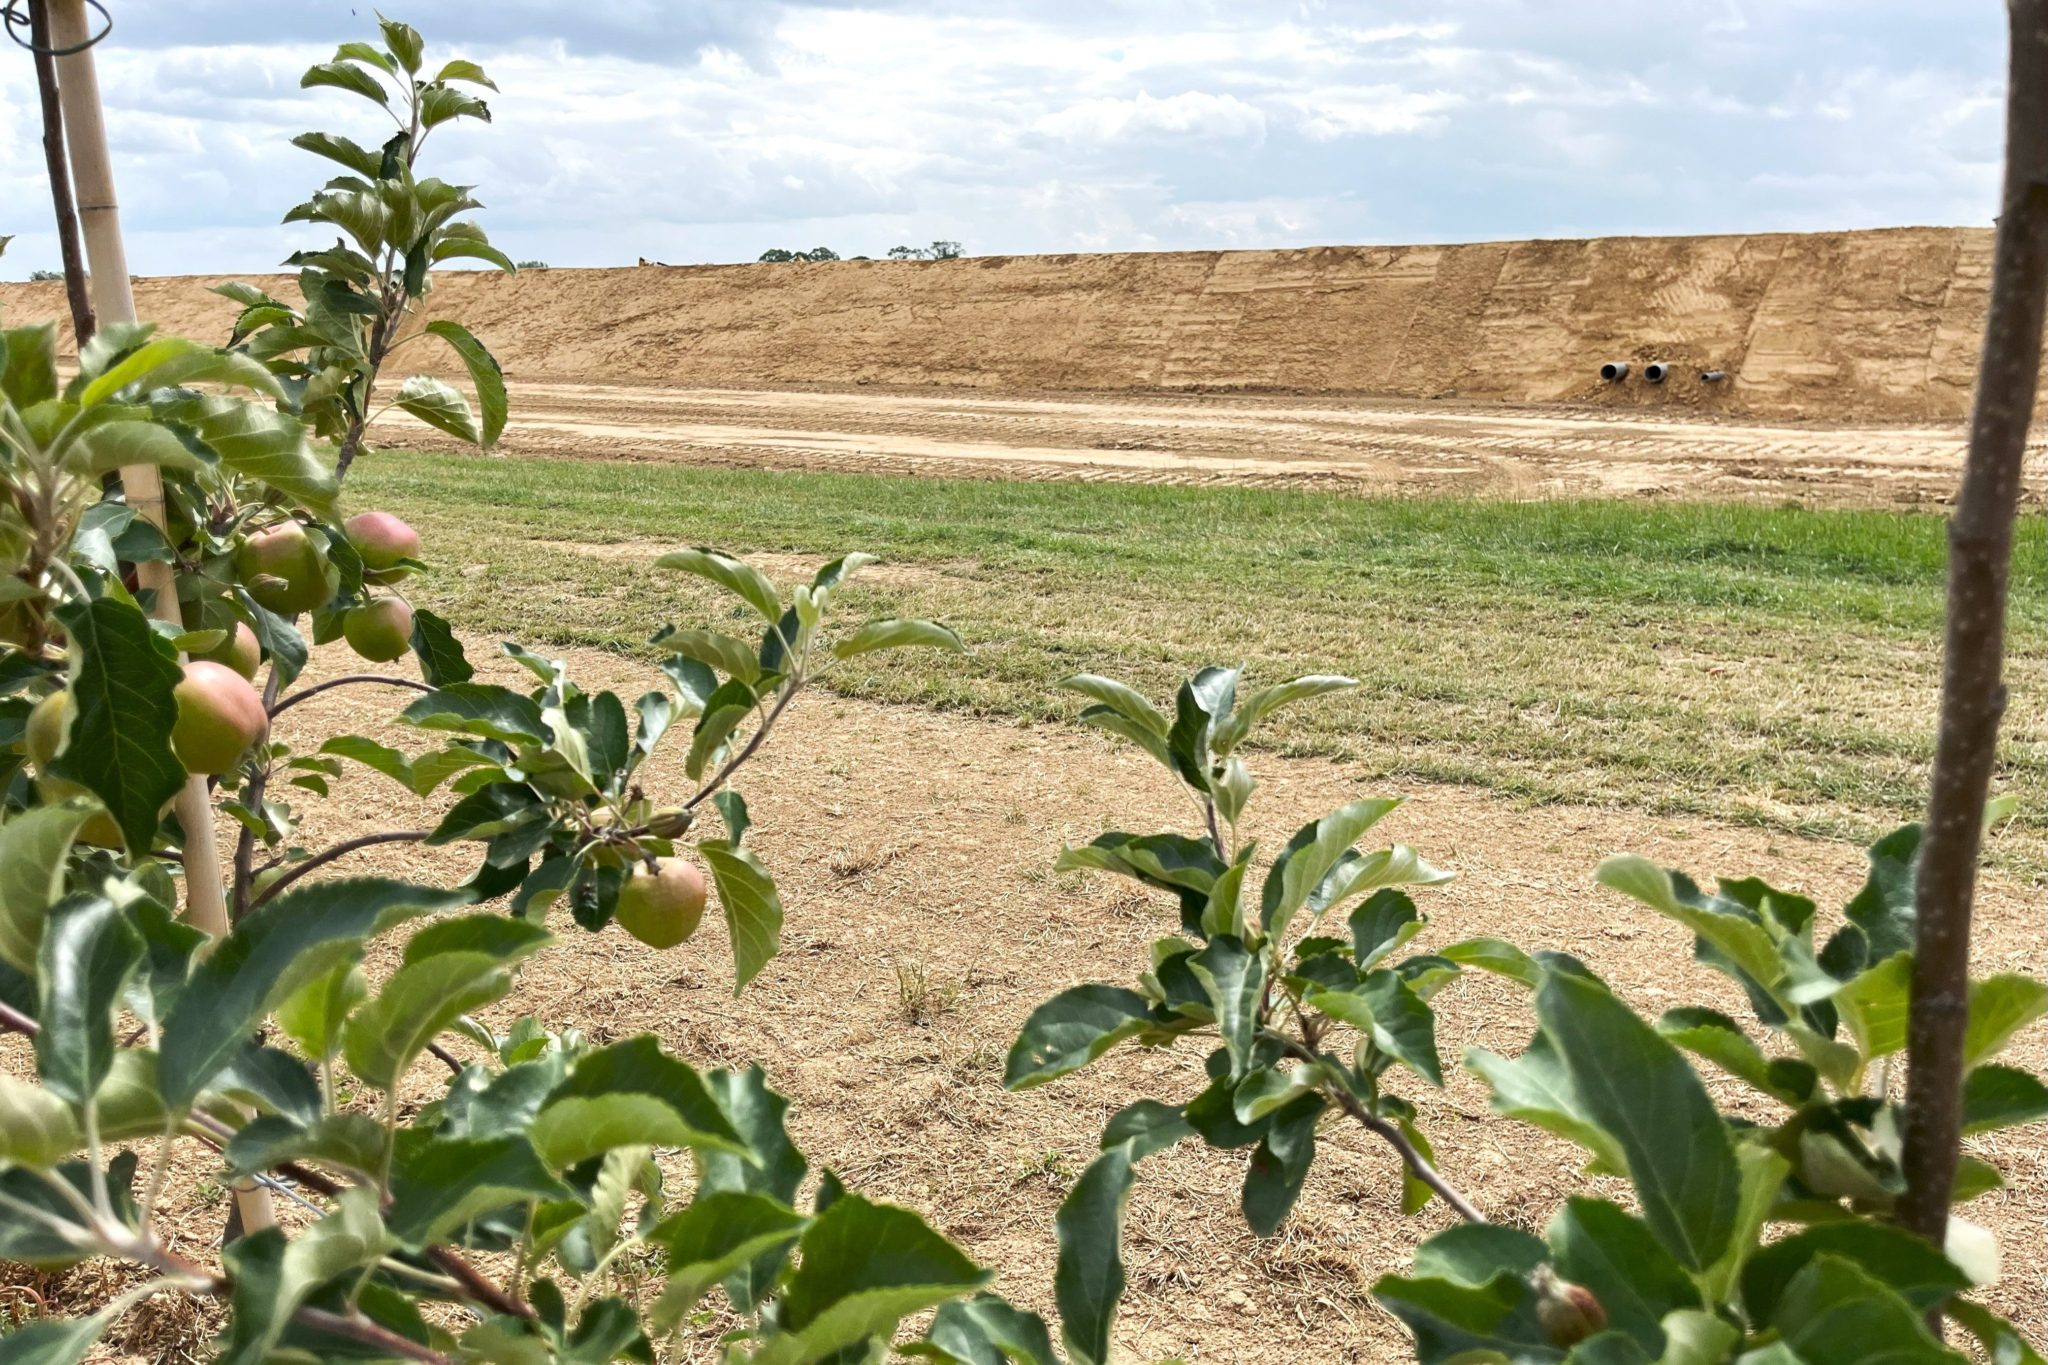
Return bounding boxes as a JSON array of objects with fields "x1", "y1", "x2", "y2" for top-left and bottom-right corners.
[{"x1": 391, "y1": 380, "x2": 2048, "y2": 507}]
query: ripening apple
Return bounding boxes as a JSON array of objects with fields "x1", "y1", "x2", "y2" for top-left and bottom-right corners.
[
  {"x1": 24, "y1": 690, "x2": 123, "y2": 846},
  {"x1": 342, "y1": 596, "x2": 414, "y2": 662},
  {"x1": 614, "y1": 858, "x2": 709, "y2": 948},
  {"x1": 172, "y1": 661, "x2": 269, "y2": 775},
  {"x1": 345, "y1": 511, "x2": 421, "y2": 584},
  {"x1": 234, "y1": 522, "x2": 333, "y2": 615},
  {"x1": 193, "y1": 621, "x2": 262, "y2": 679}
]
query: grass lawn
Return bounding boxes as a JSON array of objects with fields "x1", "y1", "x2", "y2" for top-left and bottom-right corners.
[{"x1": 352, "y1": 450, "x2": 2048, "y2": 879}]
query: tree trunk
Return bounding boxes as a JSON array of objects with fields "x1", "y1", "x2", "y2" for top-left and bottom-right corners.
[
  {"x1": 27, "y1": 0, "x2": 95, "y2": 346},
  {"x1": 1897, "y1": 0, "x2": 2048, "y2": 1247}
]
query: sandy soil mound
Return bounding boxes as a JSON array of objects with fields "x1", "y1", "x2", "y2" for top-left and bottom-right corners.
[{"x1": 0, "y1": 227, "x2": 1999, "y2": 422}]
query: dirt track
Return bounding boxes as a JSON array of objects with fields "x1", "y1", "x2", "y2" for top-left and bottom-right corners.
[{"x1": 422, "y1": 379, "x2": 2023, "y2": 505}]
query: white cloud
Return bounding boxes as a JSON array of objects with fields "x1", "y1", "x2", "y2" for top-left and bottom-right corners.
[{"x1": 0, "y1": 1, "x2": 2009, "y2": 276}]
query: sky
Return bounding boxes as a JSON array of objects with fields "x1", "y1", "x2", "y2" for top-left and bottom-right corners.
[{"x1": 0, "y1": 1, "x2": 2011, "y2": 277}]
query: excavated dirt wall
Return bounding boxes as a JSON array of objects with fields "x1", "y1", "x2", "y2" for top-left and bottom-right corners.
[{"x1": 0, "y1": 226, "x2": 1996, "y2": 421}]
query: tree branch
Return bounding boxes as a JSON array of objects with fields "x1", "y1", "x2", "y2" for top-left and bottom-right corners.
[
  {"x1": 249, "y1": 831, "x2": 432, "y2": 909},
  {"x1": 1899, "y1": 0, "x2": 2048, "y2": 1249},
  {"x1": 1271, "y1": 1034, "x2": 1486, "y2": 1224},
  {"x1": 683, "y1": 683, "x2": 798, "y2": 810},
  {"x1": 28, "y1": 0, "x2": 95, "y2": 347},
  {"x1": 269, "y1": 672, "x2": 435, "y2": 720}
]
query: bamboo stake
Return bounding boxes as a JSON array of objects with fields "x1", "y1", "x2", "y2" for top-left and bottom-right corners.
[{"x1": 45, "y1": 0, "x2": 275, "y2": 1236}]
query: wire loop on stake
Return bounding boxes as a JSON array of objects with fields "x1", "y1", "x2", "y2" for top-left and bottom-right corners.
[{"x1": 1, "y1": 0, "x2": 110, "y2": 54}]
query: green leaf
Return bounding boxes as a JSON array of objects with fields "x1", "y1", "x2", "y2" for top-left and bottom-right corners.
[
  {"x1": 158, "y1": 879, "x2": 465, "y2": 1109},
  {"x1": 393, "y1": 374, "x2": 481, "y2": 444},
  {"x1": 1241, "y1": 1095, "x2": 1322, "y2": 1236},
  {"x1": 1546, "y1": 1198, "x2": 1700, "y2": 1354},
  {"x1": 698, "y1": 1065, "x2": 808, "y2": 1312},
  {"x1": 0, "y1": 804, "x2": 95, "y2": 974},
  {"x1": 1232, "y1": 1066, "x2": 1320, "y2": 1124},
  {"x1": 289, "y1": 131, "x2": 385, "y2": 178},
  {"x1": 1596, "y1": 855, "x2": 1789, "y2": 1009},
  {"x1": 923, "y1": 1293, "x2": 1059, "y2": 1365},
  {"x1": 386, "y1": 1132, "x2": 572, "y2": 1248},
  {"x1": 1964, "y1": 975, "x2": 2048, "y2": 1069},
  {"x1": 1834, "y1": 825, "x2": 1922, "y2": 972},
  {"x1": 419, "y1": 83, "x2": 491, "y2": 127},
  {"x1": 1211, "y1": 674, "x2": 1356, "y2": 755},
  {"x1": 400, "y1": 683, "x2": 547, "y2": 745},
  {"x1": 1350, "y1": 888, "x2": 1421, "y2": 969},
  {"x1": 0, "y1": 1313, "x2": 115, "y2": 1365},
  {"x1": 0, "y1": 1152, "x2": 138, "y2": 1269},
  {"x1": 420, "y1": 320, "x2": 507, "y2": 446},
  {"x1": 61, "y1": 419, "x2": 207, "y2": 476},
  {"x1": 1961, "y1": 1064, "x2": 2048, "y2": 1134},
  {"x1": 1413, "y1": 1222, "x2": 1549, "y2": 1284},
  {"x1": 1949, "y1": 1303, "x2": 2047, "y2": 1365},
  {"x1": 1696, "y1": 1144, "x2": 1791, "y2": 1303},
  {"x1": 0, "y1": 1074, "x2": 82, "y2": 1165},
  {"x1": 343, "y1": 951, "x2": 516, "y2": 1091},
  {"x1": 1743, "y1": 1223, "x2": 1969, "y2": 1324},
  {"x1": 685, "y1": 680, "x2": 753, "y2": 781},
  {"x1": 218, "y1": 1188, "x2": 389, "y2": 1365},
  {"x1": 532, "y1": 1036, "x2": 747, "y2": 1169},
  {"x1": 78, "y1": 336, "x2": 282, "y2": 408},
  {"x1": 1003, "y1": 984, "x2": 1153, "y2": 1089},
  {"x1": 663, "y1": 628, "x2": 761, "y2": 684},
  {"x1": 646, "y1": 1191, "x2": 808, "y2": 1329},
  {"x1": 1261, "y1": 798, "x2": 1405, "y2": 939},
  {"x1": 1835, "y1": 951, "x2": 1914, "y2": 1064},
  {"x1": 434, "y1": 58, "x2": 499, "y2": 89},
  {"x1": 832, "y1": 618, "x2": 965, "y2": 659},
  {"x1": 1100, "y1": 1100, "x2": 1196, "y2": 1160},
  {"x1": 1656, "y1": 1007, "x2": 1815, "y2": 1106},
  {"x1": 301, "y1": 59, "x2": 391, "y2": 105},
  {"x1": 1200, "y1": 844, "x2": 1256, "y2": 940},
  {"x1": 1535, "y1": 971, "x2": 1740, "y2": 1271},
  {"x1": 1188, "y1": 935, "x2": 1264, "y2": 1080},
  {"x1": 1442, "y1": 937, "x2": 1543, "y2": 988},
  {"x1": 1053, "y1": 1145, "x2": 1135, "y2": 1365},
  {"x1": 1371, "y1": 1268, "x2": 1557, "y2": 1365},
  {"x1": 763, "y1": 1193, "x2": 989, "y2": 1365},
  {"x1": 2, "y1": 324, "x2": 58, "y2": 406},
  {"x1": 655, "y1": 548, "x2": 783, "y2": 620},
  {"x1": 48, "y1": 597, "x2": 184, "y2": 852},
  {"x1": 410, "y1": 607, "x2": 474, "y2": 685},
  {"x1": 1311, "y1": 969, "x2": 1443, "y2": 1086},
  {"x1": 1773, "y1": 1254, "x2": 1962, "y2": 1365},
  {"x1": 1655, "y1": 1313, "x2": 1737, "y2": 1365},
  {"x1": 699, "y1": 838, "x2": 783, "y2": 992},
  {"x1": 1057, "y1": 832, "x2": 1225, "y2": 901},
  {"x1": 225, "y1": 1112, "x2": 386, "y2": 1184},
  {"x1": 154, "y1": 391, "x2": 335, "y2": 513},
  {"x1": 1165, "y1": 665, "x2": 1236, "y2": 795},
  {"x1": 34, "y1": 897, "x2": 142, "y2": 1104},
  {"x1": 378, "y1": 16, "x2": 423, "y2": 71},
  {"x1": 1465, "y1": 1032, "x2": 1628, "y2": 1176},
  {"x1": 1059, "y1": 674, "x2": 1168, "y2": 741}
]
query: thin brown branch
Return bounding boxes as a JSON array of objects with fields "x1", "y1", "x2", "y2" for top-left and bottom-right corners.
[
  {"x1": 1272, "y1": 1035, "x2": 1486, "y2": 1224},
  {"x1": 684, "y1": 683, "x2": 797, "y2": 811},
  {"x1": 232, "y1": 668, "x2": 287, "y2": 921},
  {"x1": 249, "y1": 831, "x2": 431, "y2": 909},
  {"x1": 293, "y1": 1306, "x2": 452, "y2": 1364},
  {"x1": 1900, "y1": 0, "x2": 2048, "y2": 1249},
  {"x1": 268, "y1": 672, "x2": 434, "y2": 721},
  {"x1": 29, "y1": 0, "x2": 95, "y2": 347},
  {"x1": 0, "y1": 1000, "x2": 39, "y2": 1036}
]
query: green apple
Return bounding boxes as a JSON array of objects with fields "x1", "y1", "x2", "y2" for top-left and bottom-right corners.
[
  {"x1": 24, "y1": 691, "x2": 124, "y2": 846},
  {"x1": 172, "y1": 661, "x2": 269, "y2": 775},
  {"x1": 345, "y1": 511, "x2": 421, "y2": 584},
  {"x1": 615, "y1": 859, "x2": 709, "y2": 948},
  {"x1": 342, "y1": 596, "x2": 414, "y2": 662},
  {"x1": 193, "y1": 620, "x2": 262, "y2": 679},
  {"x1": 234, "y1": 522, "x2": 334, "y2": 616}
]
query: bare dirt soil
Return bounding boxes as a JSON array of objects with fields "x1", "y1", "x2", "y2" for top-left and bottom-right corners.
[
  {"x1": 0, "y1": 226, "x2": 2017, "y2": 423},
  {"x1": 19, "y1": 640, "x2": 2041, "y2": 1363},
  {"x1": 395, "y1": 379, "x2": 2017, "y2": 507}
]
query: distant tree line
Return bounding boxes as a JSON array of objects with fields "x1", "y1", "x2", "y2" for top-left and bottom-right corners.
[{"x1": 755, "y1": 240, "x2": 962, "y2": 263}]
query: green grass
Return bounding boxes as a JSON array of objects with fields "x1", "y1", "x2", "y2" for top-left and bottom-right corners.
[{"x1": 353, "y1": 450, "x2": 2048, "y2": 878}]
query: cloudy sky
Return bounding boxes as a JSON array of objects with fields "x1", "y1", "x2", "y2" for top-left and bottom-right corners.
[{"x1": 0, "y1": 1, "x2": 2009, "y2": 277}]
